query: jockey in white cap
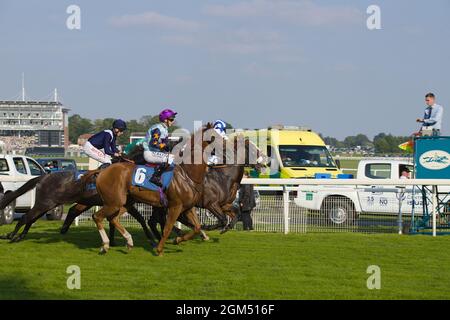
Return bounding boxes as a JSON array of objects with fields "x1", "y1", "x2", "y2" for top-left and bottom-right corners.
[{"x1": 208, "y1": 119, "x2": 229, "y2": 166}]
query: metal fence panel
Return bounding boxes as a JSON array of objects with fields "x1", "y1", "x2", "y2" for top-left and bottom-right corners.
[{"x1": 75, "y1": 184, "x2": 448, "y2": 235}]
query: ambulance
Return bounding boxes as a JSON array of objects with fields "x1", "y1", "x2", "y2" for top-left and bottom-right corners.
[{"x1": 231, "y1": 125, "x2": 343, "y2": 178}]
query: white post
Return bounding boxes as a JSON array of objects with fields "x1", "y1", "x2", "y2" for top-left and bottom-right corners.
[
  {"x1": 397, "y1": 187, "x2": 405, "y2": 235},
  {"x1": 432, "y1": 185, "x2": 437, "y2": 237},
  {"x1": 283, "y1": 186, "x2": 289, "y2": 235},
  {"x1": 75, "y1": 216, "x2": 79, "y2": 227}
]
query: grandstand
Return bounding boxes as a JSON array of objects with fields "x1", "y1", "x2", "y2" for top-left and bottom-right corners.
[{"x1": 0, "y1": 100, "x2": 70, "y2": 154}]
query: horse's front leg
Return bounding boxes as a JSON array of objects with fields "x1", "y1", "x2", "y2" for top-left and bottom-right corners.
[
  {"x1": 156, "y1": 204, "x2": 183, "y2": 256},
  {"x1": 220, "y1": 204, "x2": 239, "y2": 234}
]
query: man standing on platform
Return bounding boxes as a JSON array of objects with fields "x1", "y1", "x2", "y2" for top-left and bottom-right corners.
[{"x1": 416, "y1": 93, "x2": 444, "y2": 136}]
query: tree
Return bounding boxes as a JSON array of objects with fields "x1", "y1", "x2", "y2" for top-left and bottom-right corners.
[
  {"x1": 373, "y1": 133, "x2": 410, "y2": 154},
  {"x1": 343, "y1": 134, "x2": 371, "y2": 148},
  {"x1": 68, "y1": 114, "x2": 93, "y2": 144},
  {"x1": 323, "y1": 136, "x2": 342, "y2": 148}
]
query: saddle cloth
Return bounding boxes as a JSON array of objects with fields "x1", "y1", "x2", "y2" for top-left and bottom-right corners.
[{"x1": 131, "y1": 165, "x2": 175, "y2": 191}]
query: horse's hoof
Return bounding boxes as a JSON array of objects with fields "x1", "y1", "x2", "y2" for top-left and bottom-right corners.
[
  {"x1": 99, "y1": 247, "x2": 108, "y2": 255},
  {"x1": 60, "y1": 227, "x2": 68, "y2": 234},
  {"x1": 126, "y1": 244, "x2": 133, "y2": 251},
  {"x1": 150, "y1": 242, "x2": 158, "y2": 249},
  {"x1": 0, "y1": 232, "x2": 13, "y2": 240},
  {"x1": 202, "y1": 236, "x2": 210, "y2": 241},
  {"x1": 9, "y1": 235, "x2": 24, "y2": 243}
]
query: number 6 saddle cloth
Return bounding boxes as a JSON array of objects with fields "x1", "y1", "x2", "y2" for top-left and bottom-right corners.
[{"x1": 132, "y1": 164, "x2": 175, "y2": 191}]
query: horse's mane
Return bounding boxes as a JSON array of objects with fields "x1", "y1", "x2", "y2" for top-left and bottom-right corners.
[
  {"x1": 125, "y1": 144, "x2": 146, "y2": 165},
  {"x1": 182, "y1": 122, "x2": 214, "y2": 154}
]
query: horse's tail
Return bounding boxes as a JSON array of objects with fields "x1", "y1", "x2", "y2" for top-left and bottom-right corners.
[{"x1": 0, "y1": 176, "x2": 44, "y2": 210}]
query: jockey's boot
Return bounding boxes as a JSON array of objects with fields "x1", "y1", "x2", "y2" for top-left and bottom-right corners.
[{"x1": 150, "y1": 163, "x2": 167, "y2": 187}]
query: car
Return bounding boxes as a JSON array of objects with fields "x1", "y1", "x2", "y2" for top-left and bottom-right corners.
[
  {"x1": 36, "y1": 158, "x2": 77, "y2": 173},
  {"x1": 0, "y1": 154, "x2": 64, "y2": 224},
  {"x1": 36, "y1": 157, "x2": 86, "y2": 178}
]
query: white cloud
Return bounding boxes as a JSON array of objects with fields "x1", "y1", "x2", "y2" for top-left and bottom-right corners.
[
  {"x1": 110, "y1": 11, "x2": 201, "y2": 31},
  {"x1": 209, "y1": 29, "x2": 282, "y2": 54},
  {"x1": 204, "y1": 0, "x2": 363, "y2": 26}
]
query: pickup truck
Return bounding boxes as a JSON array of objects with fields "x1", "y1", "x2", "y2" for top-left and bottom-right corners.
[
  {"x1": 0, "y1": 154, "x2": 63, "y2": 225},
  {"x1": 294, "y1": 159, "x2": 449, "y2": 225}
]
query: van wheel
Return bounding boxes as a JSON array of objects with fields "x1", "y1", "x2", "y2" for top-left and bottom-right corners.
[
  {"x1": 46, "y1": 205, "x2": 64, "y2": 221},
  {"x1": 0, "y1": 200, "x2": 15, "y2": 225},
  {"x1": 321, "y1": 197, "x2": 356, "y2": 225}
]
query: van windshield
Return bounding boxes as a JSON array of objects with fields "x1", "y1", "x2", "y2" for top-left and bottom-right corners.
[{"x1": 278, "y1": 145, "x2": 336, "y2": 168}]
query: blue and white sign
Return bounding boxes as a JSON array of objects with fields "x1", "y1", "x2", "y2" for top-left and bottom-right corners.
[
  {"x1": 419, "y1": 150, "x2": 450, "y2": 170},
  {"x1": 415, "y1": 137, "x2": 450, "y2": 179}
]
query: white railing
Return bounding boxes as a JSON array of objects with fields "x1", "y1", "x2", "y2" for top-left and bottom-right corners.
[
  {"x1": 241, "y1": 178, "x2": 450, "y2": 236},
  {"x1": 76, "y1": 178, "x2": 450, "y2": 236}
]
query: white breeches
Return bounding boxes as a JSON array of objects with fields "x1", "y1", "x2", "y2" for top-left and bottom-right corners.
[
  {"x1": 83, "y1": 141, "x2": 112, "y2": 164},
  {"x1": 143, "y1": 150, "x2": 174, "y2": 165}
]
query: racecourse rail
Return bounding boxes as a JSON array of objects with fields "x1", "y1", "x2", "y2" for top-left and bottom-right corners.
[
  {"x1": 76, "y1": 178, "x2": 450, "y2": 237},
  {"x1": 241, "y1": 178, "x2": 450, "y2": 237}
]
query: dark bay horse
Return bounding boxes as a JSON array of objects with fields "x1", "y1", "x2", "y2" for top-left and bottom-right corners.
[
  {"x1": 0, "y1": 154, "x2": 157, "y2": 244},
  {"x1": 147, "y1": 137, "x2": 268, "y2": 238},
  {"x1": 92, "y1": 123, "x2": 220, "y2": 255}
]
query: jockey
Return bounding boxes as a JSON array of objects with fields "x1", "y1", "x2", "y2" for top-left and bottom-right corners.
[
  {"x1": 213, "y1": 119, "x2": 229, "y2": 139},
  {"x1": 83, "y1": 119, "x2": 127, "y2": 167},
  {"x1": 143, "y1": 108, "x2": 177, "y2": 187},
  {"x1": 208, "y1": 119, "x2": 229, "y2": 166}
]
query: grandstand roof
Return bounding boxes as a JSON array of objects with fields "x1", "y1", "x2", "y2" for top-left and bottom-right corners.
[{"x1": 0, "y1": 100, "x2": 70, "y2": 112}]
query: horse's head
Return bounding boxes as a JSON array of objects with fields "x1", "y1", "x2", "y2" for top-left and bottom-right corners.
[
  {"x1": 219, "y1": 134, "x2": 269, "y2": 171},
  {"x1": 178, "y1": 122, "x2": 224, "y2": 165}
]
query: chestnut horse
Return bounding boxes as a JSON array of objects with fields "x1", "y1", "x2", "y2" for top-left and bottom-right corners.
[
  {"x1": 92, "y1": 123, "x2": 221, "y2": 255},
  {"x1": 146, "y1": 136, "x2": 268, "y2": 238}
]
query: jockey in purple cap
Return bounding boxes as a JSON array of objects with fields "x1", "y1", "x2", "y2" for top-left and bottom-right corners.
[{"x1": 143, "y1": 108, "x2": 177, "y2": 186}]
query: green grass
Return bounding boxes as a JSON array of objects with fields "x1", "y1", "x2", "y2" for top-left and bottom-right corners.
[
  {"x1": 1, "y1": 221, "x2": 450, "y2": 300},
  {"x1": 338, "y1": 159, "x2": 359, "y2": 173}
]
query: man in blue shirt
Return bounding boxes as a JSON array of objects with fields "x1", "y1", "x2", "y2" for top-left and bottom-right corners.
[
  {"x1": 417, "y1": 93, "x2": 444, "y2": 136},
  {"x1": 83, "y1": 119, "x2": 127, "y2": 166}
]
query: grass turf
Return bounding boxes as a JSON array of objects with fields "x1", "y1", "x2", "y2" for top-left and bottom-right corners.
[{"x1": 0, "y1": 220, "x2": 449, "y2": 300}]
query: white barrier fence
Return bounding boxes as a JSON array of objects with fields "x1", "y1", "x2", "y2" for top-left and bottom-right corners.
[{"x1": 76, "y1": 178, "x2": 450, "y2": 236}]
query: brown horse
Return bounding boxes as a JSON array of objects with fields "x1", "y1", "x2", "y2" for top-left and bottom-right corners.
[
  {"x1": 92, "y1": 123, "x2": 221, "y2": 255},
  {"x1": 146, "y1": 136, "x2": 268, "y2": 238}
]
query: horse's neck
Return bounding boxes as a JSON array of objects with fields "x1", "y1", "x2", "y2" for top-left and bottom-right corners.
[
  {"x1": 179, "y1": 163, "x2": 207, "y2": 185},
  {"x1": 212, "y1": 165, "x2": 244, "y2": 187}
]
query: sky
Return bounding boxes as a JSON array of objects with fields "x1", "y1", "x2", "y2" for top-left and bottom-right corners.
[{"x1": 0, "y1": 0, "x2": 449, "y2": 139}]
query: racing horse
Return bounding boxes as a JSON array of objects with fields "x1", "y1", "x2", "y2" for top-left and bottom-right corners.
[
  {"x1": 0, "y1": 150, "x2": 158, "y2": 244},
  {"x1": 146, "y1": 136, "x2": 268, "y2": 239},
  {"x1": 91, "y1": 123, "x2": 221, "y2": 255}
]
